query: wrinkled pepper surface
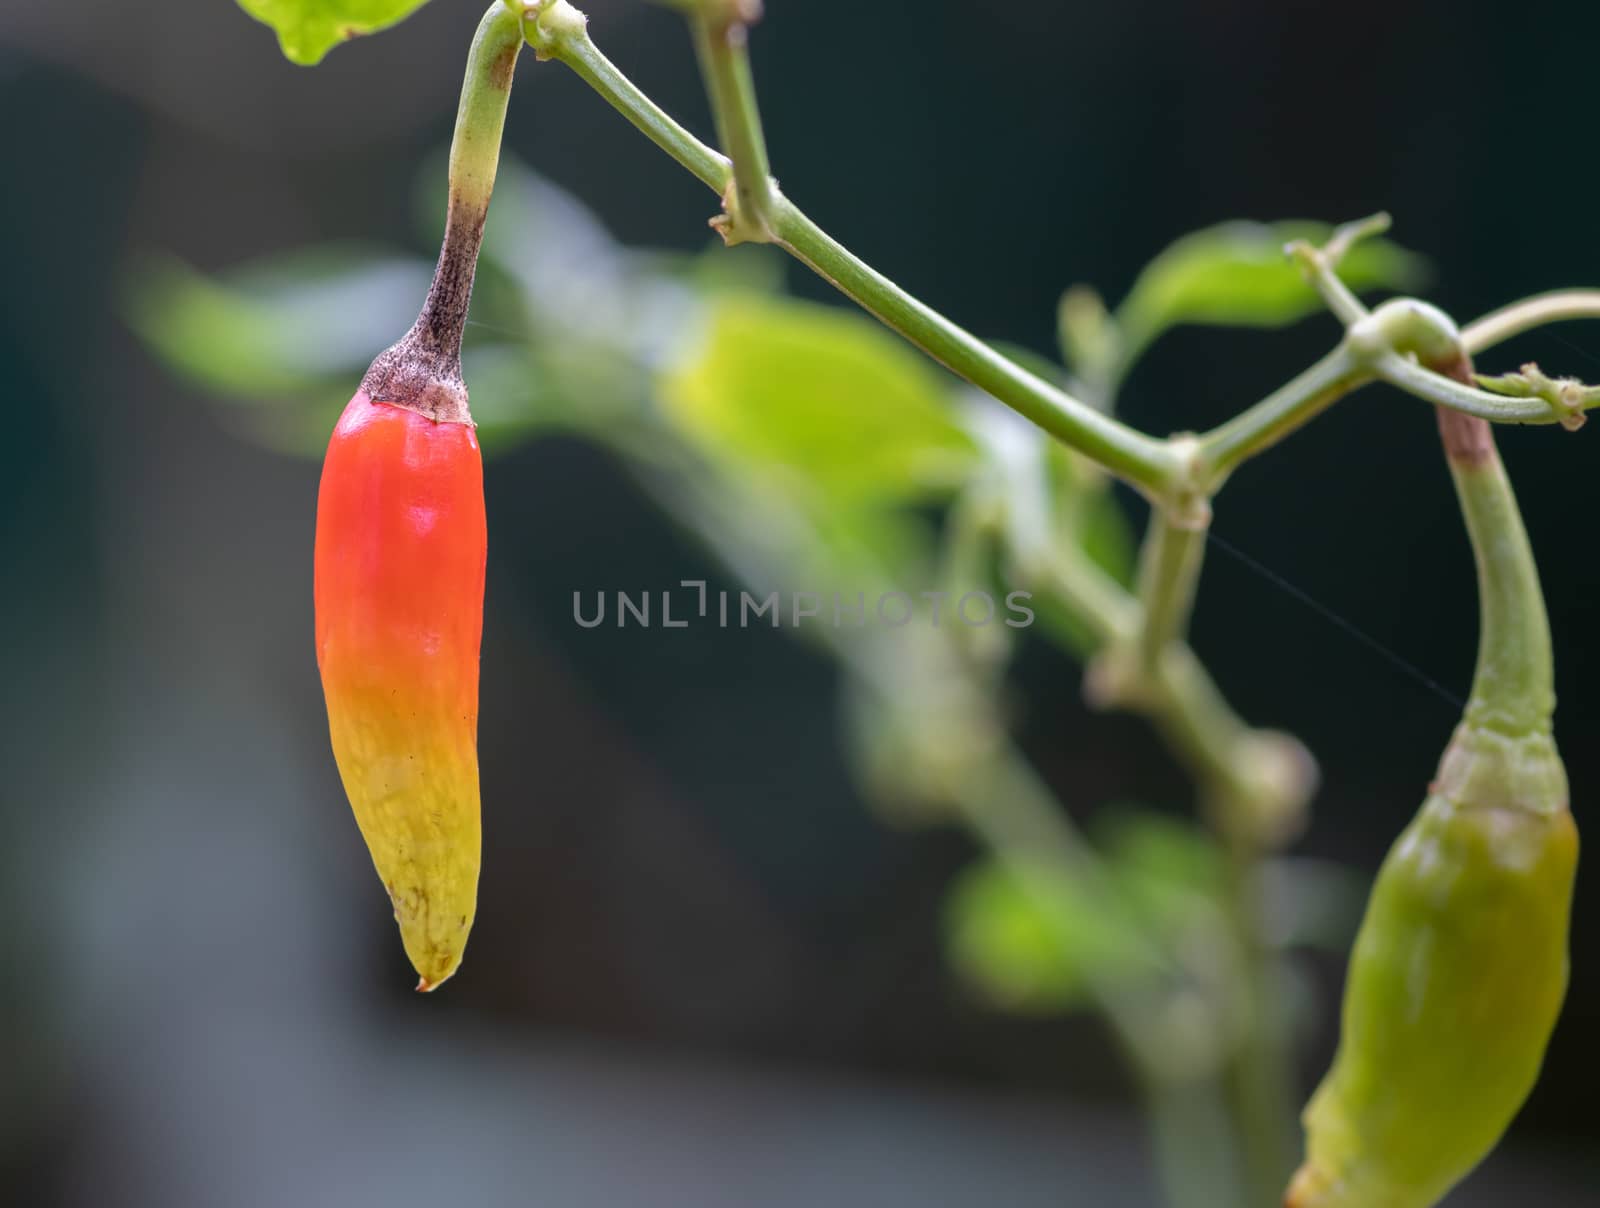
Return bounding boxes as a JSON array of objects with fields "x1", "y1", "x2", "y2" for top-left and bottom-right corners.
[{"x1": 1287, "y1": 404, "x2": 1578, "y2": 1207}]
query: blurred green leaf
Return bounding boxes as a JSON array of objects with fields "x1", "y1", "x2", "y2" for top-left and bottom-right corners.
[
  {"x1": 1056, "y1": 285, "x2": 1118, "y2": 389},
  {"x1": 961, "y1": 397, "x2": 1134, "y2": 659},
  {"x1": 1061, "y1": 476, "x2": 1135, "y2": 586},
  {"x1": 126, "y1": 247, "x2": 431, "y2": 398},
  {"x1": 935, "y1": 495, "x2": 1017, "y2": 675},
  {"x1": 841, "y1": 658, "x2": 982, "y2": 828},
  {"x1": 473, "y1": 159, "x2": 736, "y2": 385},
  {"x1": 235, "y1": 0, "x2": 434, "y2": 65},
  {"x1": 1095, "y1": 807, "x2": 1225, "y2": 928},
  {"x1": 802, "y1": 500, "x2": 933, "y2": 593},
  {"x1": 458, "y1": 344, "x2": 567, "y2": 448},
  {"x1": 208, "y1": 383, "x2": 352, "y2": 459},
  {"x1": 666, "y1": 242, "x2": 790, "y2": 299},
  {"x1": 1019, "y1": 481, "x2": 1134, "y2": 661},
  {"x1": 477, "y1": 160, "x2": 630, "y2": 324},
  {"x1": 127, "y1": 243, "x2": 569, "y2": 455},
  {"x1": 944, "y1": 808, "x2": 1240, "y2": 1018},
  {"x1": 659, "y1": 296, "x2": 977, "y2": 506},
  {"x1": 945, "y1": 857, "x2": 1156, "y2": 1014},
  {"x1": 1115, "y1": 219, "x2": 1427, "y2": 359}
]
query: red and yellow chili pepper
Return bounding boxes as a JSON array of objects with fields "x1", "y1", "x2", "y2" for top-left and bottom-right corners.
[{"x1": 313, "y1": 0, "x2": 522, "y2": 989}]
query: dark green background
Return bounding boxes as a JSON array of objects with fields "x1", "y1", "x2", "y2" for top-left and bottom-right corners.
[{"x1": 2, "y1": 1, "x2": 1595, "y2": 1203}]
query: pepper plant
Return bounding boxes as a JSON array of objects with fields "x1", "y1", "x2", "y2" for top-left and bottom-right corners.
[{"x1": 133, "y1": 1, "x2": 1600, "y2": 1205}]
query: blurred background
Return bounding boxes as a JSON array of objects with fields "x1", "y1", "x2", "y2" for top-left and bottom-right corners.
[{"x1": 2, "y1": 0, "x2": 1598, "y2": 1204}]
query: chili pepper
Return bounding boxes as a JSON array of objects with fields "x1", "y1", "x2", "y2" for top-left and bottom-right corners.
[
  {"x1": 1286, "y1": 390, "x2": 1578, "y2": 1207},
  {"x1": 315, "y1": 396, "x2": 486, "y2": 990},
  {"x1": 313, "y1": 1, "x2": 522, "y2": 990}
]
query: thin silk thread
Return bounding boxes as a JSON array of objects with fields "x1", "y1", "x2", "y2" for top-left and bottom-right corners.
[{"x1": 1205, "y1": 529, "x2": 1466, "y2": 714}]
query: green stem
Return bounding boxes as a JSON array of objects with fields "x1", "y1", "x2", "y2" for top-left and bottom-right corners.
[
  {"x1": 449, "y1": 1, "x2": 525, "y2": 217},
  {"x1": 1135, "y1": 506, "x2": 1208, "y2": 673},
  {"x1": 690, "y1": 10, "x2": 777, "y2": 241},
  {"x1": 529, "y1": 8, "x2": 1600, "y2": 498},
  {"x1": 528, "y1": 6, "x2": 1180, "y2": 502},
  {"x1": 1144, "y1": 1072, "x2": 1247, "y2": 1208},
  {"x1": 1284, "y1": 214, "x2": 1390, "y2": 328},
  {"x1": 1144, "y1": 647, "x2": 1255, "y2": 796},
  {"x1": 1219, "y1": 858, "x2": 1298, "y2": 1208},
  {"x1": 1044, "y1": 524, "x2": 1306, "y2": 1208},
  {"x1": 772, "y1": 199, "x2": 1179, "y2": 497},
  {"x1": 1193, "y1": 299, "x2": 1600, "y2": 473},
  {"x1": 1376, "y1": 351, "x2": 1596, "y2": 425},
  {"x1": 1196, "y1": 346, "x2": 1369, "y2": 487},
  {"x1": 1044, "y1": 553, "x2": 1313, "y2": 846},
  {"x1": 1436, "y1": 405, "x2": 1555, "y2": 737},
  {"x1": 543, "y1": 15, "x2": 729, "y2": 190},
  {"x1": 1463, "y1": 289, "x2": 1600, "y2": 354},
  {"x1": 1039, "y1": 543, "x2": 1140, "y2": 645}
]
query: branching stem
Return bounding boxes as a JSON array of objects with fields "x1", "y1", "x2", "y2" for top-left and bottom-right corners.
[
  {"x1": 526, "y1": 2, "x2": 1184, "y2": 502},
  {"x1": 690, "y1": 7, "x2": 778, "y2": 241}
]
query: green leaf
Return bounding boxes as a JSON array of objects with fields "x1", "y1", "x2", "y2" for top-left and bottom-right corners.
[
  {"x1": 125, "y1": 246, "x2": 432, "y2": 398},
  {"x1": 659, "y1": 296, "x2": 976, "y2": 507},
  {"x1": 1115, "y1": 219, "x2": 1427, "y2": 359},
  {"x1": 944, "y1": 857, "x2": 1157, "y2": 1014},
  {"x1": 235, "y1": 0, "x2": 435, "y2": 65},
  {"x1": 1058, "y1": 469, "x2": 1134, "y2": 586}
]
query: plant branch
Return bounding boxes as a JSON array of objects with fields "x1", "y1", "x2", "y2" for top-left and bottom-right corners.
[
  {"x1": 1463, "y1": 289, "x2": 1600, "y2": 354},
  {"x1": 1033, "y1": 519, "x2": 1309, "y2": 1201},
  {"x1": 1371, "y1": 350, "x2": 1600, "y2": 425},
  {"x1": 1285, "y1": 213, "x2": 1391, "y2": 327},
  {"x1": 525, "y1": 2, "x2": 1182, "y2": 502},
  {"x1": 1196, "y1": 346, "x2": 1370, "y2": 487},
  {"x1": 527, "y1": 9, "x2": 1600, "y2": 506},
  {"x1": 1030, "y1": 547, "x2": 1315, "y2": 851},
  {"x1": 1134, "y1": 503, "x2": 1209, "y2": 674},
  {"x1": 771, "y1": 200, "x2": 1182, "y2": 499},
  {"x1": 689, "y1": 5, "x2": 778, "y2": 242},
  {"x1": 528, "y1": 5, "x2": 730, "y2": 190}
]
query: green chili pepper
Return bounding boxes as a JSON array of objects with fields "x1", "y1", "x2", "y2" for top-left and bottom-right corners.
[{"x1": 1287, "y1": 403, "x2": 1578, "y2": 1208}]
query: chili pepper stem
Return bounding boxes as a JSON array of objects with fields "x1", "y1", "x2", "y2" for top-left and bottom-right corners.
[
  {"x1": 1432, "y1": 357, "x2": 1557, "y2": 745},
  {"x1": 361, "y1": 0, "x2": 525, "y2": 424}
]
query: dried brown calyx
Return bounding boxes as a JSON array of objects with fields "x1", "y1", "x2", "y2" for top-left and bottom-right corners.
[{"x1": 360, "y1": 193, "x2": 487, "y2": 426}]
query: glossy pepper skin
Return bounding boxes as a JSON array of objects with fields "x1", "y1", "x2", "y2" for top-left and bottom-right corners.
[
  {"x1": 1287, "y1": 728, "x2": 1576, "y2": 1207},
  {"x1": 315, "y1": 392, "x2": 486, "y2": 990},
  {"x1": 1288, "y1": 405, "x2": 1577, "y2": 1207}
]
